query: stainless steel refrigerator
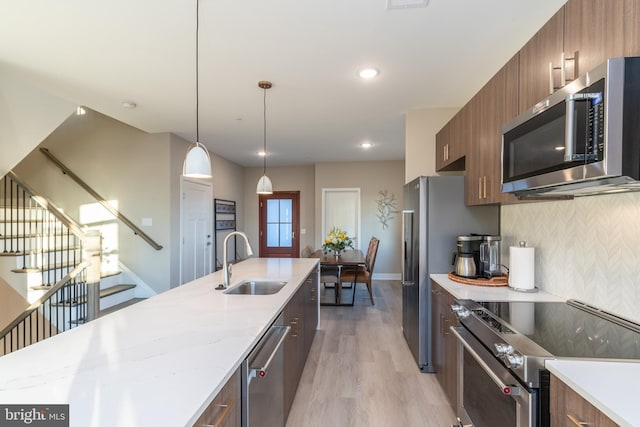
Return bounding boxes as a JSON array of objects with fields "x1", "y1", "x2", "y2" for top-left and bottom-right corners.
[{"x1": 401, "y1": 176, "x2": 499, "y2": 372}]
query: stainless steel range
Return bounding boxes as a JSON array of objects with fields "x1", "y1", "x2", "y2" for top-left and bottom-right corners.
[{"x1": 450, "y1": 299, "x2": 640, "y2": 427}]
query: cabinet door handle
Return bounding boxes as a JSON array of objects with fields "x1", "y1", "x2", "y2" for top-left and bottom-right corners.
[
  {"x1": 290, "y1": 318, "x2": 300, "y2": 337},
  {"x1": 478, "y1": 177, "x2": 482, "y2": 200},
  {"x1": 567, "y1": 414, "x2": 590, "y2": 426},
  {"x1": 201, "y1": 400, "x2": 236, "y2": 427},
  {"x1": 483, "y1": 176, "x2": 487, "y2": 199}
]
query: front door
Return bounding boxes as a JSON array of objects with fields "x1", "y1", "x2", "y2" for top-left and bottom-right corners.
[
  {"x1": 259, "y1": 191, "x2": 300, "y2": 258},
  {"x1": 180, "y1": 178, "x2": 213, "y2": 284}
]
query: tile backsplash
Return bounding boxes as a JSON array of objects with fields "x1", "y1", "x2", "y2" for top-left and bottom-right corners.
[{"x1": 501, "y1": 193, "x2": 640, "y2": 324}]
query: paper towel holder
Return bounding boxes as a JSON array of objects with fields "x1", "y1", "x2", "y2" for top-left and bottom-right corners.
[{"x1": 509, "y1": 240, "x2": 539, "y2": 293}]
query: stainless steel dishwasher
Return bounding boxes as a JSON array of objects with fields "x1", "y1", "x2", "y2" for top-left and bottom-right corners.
[{"x1": 241, "y1": 313, "x2": 290, "y2": 427}]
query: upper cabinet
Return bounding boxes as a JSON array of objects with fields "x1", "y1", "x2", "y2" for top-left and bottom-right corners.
[
  {"x1": 435, "y1": 110, "x2": 467, "y2": 172},
  {"x1": 520, "y1": 0, "x2": 640, "y2": 114},
  {"x1": 518, "y1": 8, "x2": 565, "y2": 113},
  {"x1": 564, "y1": 0, "x2": 640, "y2": 74},
  {"x1": 467, "y1": 55, "x2": 520, "y2": 206},
  {"x1": 436, "y1": 0, "x2": 640, "y2": 206}
]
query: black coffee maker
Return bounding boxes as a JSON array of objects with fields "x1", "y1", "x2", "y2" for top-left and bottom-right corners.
[{"x1": 453, "y1": 235, "x2": 483, "y2": 278}]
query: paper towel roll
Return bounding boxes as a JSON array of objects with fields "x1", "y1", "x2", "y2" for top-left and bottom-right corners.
[{"x1": 509, "y1": 244, "x2": 535, "y2": 290}]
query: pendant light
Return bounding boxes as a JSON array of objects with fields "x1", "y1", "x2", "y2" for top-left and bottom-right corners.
[
  {"x1": 183, "y1": 0, "x2": 212, "y2": 179},
  {"x1": 256, "y1": 80, "x2": 273, "y2": 194}
]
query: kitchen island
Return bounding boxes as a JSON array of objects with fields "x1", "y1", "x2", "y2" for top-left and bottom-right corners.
[{"x1": 0, "y1": 257, "x2": 319, "y2": 427}]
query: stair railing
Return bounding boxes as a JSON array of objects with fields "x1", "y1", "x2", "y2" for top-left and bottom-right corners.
[
  {"x1": 0, "y1": 262, "x2": 90, "y2": 356},
  {"x1": 0, "y1": 172, "x2": 104, "y2": 356},
  {"x1": 39, "y1": 147, "x2": 163, "y2": 250}
]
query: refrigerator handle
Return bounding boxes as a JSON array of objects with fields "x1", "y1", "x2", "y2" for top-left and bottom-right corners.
[{"x1": 402, "y1": 210, "x2": 414, "y2": 286}]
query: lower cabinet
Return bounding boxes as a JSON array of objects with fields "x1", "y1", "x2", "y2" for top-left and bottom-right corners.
[
  {"x1": 192, "y1": 368, "x2": 241, "y2": 427},
  {"x1": 550, "y1": 375, "x2": 619, "y2": 427},
  {"x1": 431, "y1": 281, "x2": 458, "y2": 411},
  {"x1": 284, "y1": 269, "x2": 319, "y2": 420}
]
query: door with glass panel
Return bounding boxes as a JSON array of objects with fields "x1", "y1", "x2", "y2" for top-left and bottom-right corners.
[{"x1": 259, "y1": 191, "x2": 300, "y2": 258}]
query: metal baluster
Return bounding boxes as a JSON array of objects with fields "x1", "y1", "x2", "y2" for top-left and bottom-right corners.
[
  {"x1": 21, "y1": 187, "x2": 26, "y2": 268},
  {"x1": 9, "y1": 178, "x2": 14, "y2": 253},
  {"x1": 2, "y1": 177, "x2": 6, "y2": 253}
]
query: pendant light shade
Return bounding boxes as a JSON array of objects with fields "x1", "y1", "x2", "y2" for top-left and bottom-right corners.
[
  {"x1": 256, "y1": 80, "x2": 273, "y2": 194},
  {"x1": 183, "y1": 0, "x2": 212, "y2": 179},
  {"x1": 183, "y1": 142, "x2": 212, "y2": 178},
  {"x1": 256, "y1": 174, "x2": 273, "y2": 194}
]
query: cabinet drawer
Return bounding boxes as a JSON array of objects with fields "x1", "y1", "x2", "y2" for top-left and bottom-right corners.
[
  {"x1": 550, "y1": 375, "x2": 618, "y2": 427},
  {"x1": 192, "y1": 369, "x2": 241, "y2": 427}
]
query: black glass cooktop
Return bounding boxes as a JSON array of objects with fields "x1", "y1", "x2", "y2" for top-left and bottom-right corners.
[{"x1": 476, "y1": 301, "x2": 640, "y2": 360}]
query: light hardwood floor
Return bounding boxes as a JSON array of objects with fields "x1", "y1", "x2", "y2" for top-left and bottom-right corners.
[{"x1": 286, "y1": 280, "x2": 456, "y2": 427}]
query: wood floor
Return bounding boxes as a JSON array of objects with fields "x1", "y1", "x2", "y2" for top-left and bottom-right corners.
[{"x1": 286, "y1": 280, "x2": 456, "y2": 427}]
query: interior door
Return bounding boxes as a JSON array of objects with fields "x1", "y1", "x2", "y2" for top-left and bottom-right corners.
[
  {"x1": 259, "y1": 191, "x2": 300, "y2": 258},
  {"x1": 321, "y1": 188, "x2": 361, "y2": 250},
  {"x1": 180, "y1": 178, "x2": 213, "y2": 284}
]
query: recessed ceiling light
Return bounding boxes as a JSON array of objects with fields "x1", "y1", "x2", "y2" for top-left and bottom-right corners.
[
  {"x1": 258, "y1": 151, "x2": 267, "y2": 157},
  {"x1": 358, "y1": 68, "x2": 379, "y2": 79},
  {"x1": 387, "y1": 0, "x2": 429, "y2": 9},
  {"x1": 76, "y1": 106, "x2": 86, "y2": 115},
  {"x1": 361, "y1": 142, "x2": 372, "y2": 149}
]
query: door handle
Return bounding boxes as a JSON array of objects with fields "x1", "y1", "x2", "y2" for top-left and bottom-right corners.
[{"x1": 291, "y1": 231, "x2": 296, "y2": 239}]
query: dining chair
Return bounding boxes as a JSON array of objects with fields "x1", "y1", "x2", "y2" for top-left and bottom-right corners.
[{"x1": 337, "y1": 237, "x2": 379, "y2": 305}]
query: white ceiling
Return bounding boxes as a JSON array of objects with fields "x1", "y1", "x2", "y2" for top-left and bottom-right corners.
[{"x1": 0, "y1": 0, "x2": 566, "y2": 167}]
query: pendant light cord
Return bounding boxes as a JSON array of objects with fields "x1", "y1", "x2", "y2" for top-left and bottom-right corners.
[
  {"x1": 196, "y1": 0, "x2": 200, "y2": 143},
  {"x1": 263, "y1": 87, "x2": 267, "y2": 175}
]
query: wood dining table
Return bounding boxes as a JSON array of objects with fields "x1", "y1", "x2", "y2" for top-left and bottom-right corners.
[{"x1": 310, "y1": 249, "x2": 366, "y2": 306}]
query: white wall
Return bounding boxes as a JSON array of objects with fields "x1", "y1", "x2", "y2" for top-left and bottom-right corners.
[
  {"x1": 502, "y1": 193, "x2": 640, "y2": 323},
  {"x1": 405, "y1": 107, "x2": 459, "y2": 183},
  {"x1": 0, "y1": 73, "x2": 75, "y2": 177}
]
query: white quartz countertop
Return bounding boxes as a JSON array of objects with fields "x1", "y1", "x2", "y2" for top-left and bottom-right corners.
[
  {"x1": 430, "y1": 274, "x2": 564, "y2": 302},
  {"x1": 546, "y1": 359, "x2": 640, "y2": 427},
  {"x1": 0, "y1": 257, "x2": 318, "y2": 427}
]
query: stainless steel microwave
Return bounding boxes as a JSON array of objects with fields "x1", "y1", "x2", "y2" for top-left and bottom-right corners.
[{"x1": 502, "y1": 57, "x2": 640, "y2": 197}]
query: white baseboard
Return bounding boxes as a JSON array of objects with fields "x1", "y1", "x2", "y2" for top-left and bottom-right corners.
[{"x1": 372, "y1": 273, "x2": 401, "y2": 280}]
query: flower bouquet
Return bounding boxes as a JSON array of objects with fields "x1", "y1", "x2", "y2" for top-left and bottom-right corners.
[{"x1": 322, "y1": 227, "x2": 354, "y2": 256}]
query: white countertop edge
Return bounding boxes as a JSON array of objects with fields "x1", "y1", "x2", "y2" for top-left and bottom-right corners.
[
  {"x1": 546, "y1": 359, "x2": 640, "y2": 427},
  {"x1": 430, "y1": 273, "x2": 564, "y2": 302}
]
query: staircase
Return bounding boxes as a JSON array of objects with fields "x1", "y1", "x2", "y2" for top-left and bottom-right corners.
[{"x1": 0, "y1": 172, "x2": 145, "y2": 356}]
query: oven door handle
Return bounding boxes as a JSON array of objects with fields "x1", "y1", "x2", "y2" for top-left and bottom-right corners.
[{"x1": 451, "y1": 326, "x2": 520, "y2": 396}]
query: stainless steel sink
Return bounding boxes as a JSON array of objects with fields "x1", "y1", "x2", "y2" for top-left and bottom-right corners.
[{"x1": 224, "y1": 280, "x2": 287, "y2": 295}]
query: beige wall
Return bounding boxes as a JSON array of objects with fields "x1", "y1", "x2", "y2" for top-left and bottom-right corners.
[
  {"x1": 315, "y1": 161, "x2": 404, "y2": 277},
  {"x1": 243, "y1": 165, "x2": 316, "y2": 257},
  {"x1": 0, "y1": 73, "x2": 75, "y2": 177},
  {"x1": 14, "y1": 110, "x2": 175, "y2": 293},
  {"x1": 405, "y1": 107, "x2": 459, "y2": 183}
]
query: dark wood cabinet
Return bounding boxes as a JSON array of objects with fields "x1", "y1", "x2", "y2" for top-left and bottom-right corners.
[
  {"x1": 550, "y1": 374, "x2": 619, "y2": 427},
  {"x1": 192, "y1": 368, "x2": 241, "y2": 427},
  {"x1": 303, "y1": 272, "x2": 318, "y2": 360},
  {"x1": 431, "y1": 281, "x2": 457, "y2": 410},
  {"x1": 519, "y1": 0, "x2": 640, "y2": 115},
  {"x1": 518, "y1": 7, "x2": 565, "y2": 114},
  {"x1": 284, "y1": 270, "x2": 318, "y2": 420},
  {"x1": 435, "y1": 109, "x2": 468, "y2": 172},
  {"x1": 467, "y1": 55, "x2": 520, "y2": 206}
]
